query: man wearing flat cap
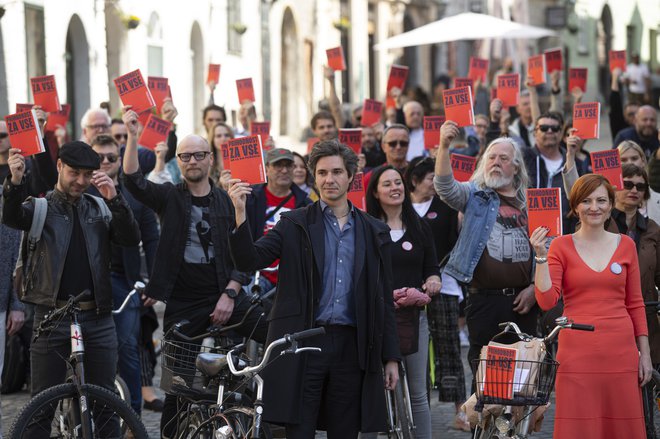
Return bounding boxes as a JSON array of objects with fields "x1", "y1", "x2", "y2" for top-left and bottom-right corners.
[
  {"x1": 1, "y1": 142, "x2": 140, "y2": 426},
  {"x1": 243, "y1": 147, "x2": 312, "y2": 293}
]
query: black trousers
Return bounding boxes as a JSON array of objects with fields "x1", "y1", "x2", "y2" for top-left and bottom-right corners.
[
  {"x1": 285, "y1": 325, "x2": 363, "y2": 439},
  {"x1": 465, "y1": 292, "x2": 538, "y2": 393},
  {"x1": 161, "y1": 291, "x2": 269, "y2": 438}
]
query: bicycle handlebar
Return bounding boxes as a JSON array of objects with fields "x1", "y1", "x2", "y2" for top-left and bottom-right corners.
[
  {"x1": 112, "y1": 281, "x2": 146, "y2": 315},
  {"x1": 497, "y1": 317, "x2": 594, "y2": 345},
  {"x1": 226, "y1": 327, "x2": 325, "y2": 376}
]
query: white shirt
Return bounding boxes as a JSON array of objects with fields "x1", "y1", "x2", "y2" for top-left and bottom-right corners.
[
  {"x1": 541, "y1": 155, "x2": 563, "y2": 180},
  {"x1": 412, "y1": 199, "x2": 433, "y2": 218},
  {"x1": 625, "y1": 63, "x2": 650, "y2": 94},
  {"x1": 406, "y1": 128, "x2": 426, "y2": 161}
]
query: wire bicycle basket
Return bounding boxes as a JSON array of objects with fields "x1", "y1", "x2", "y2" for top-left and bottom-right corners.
[
  {"x1": 472, "y1": 357, "x2": 559, "y2": 406},
  {"x1": 161, "y1": 338, "x2": 228, "y2": 394}
]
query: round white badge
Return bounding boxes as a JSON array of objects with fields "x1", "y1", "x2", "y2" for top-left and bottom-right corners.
[
  {"x1": 610, "y1": 262, "x2": 622, "y2": 275},
  {"x1": 426, "y1": 212, "x2": 438, "y2": 219},
  {"x1": 402, "y1": 241, "x2": 413, "y2": 251}
]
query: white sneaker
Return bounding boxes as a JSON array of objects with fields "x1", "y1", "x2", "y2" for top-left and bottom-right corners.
[{"x1": 459, "y1": 329, "x2": 469, "y2": 347}]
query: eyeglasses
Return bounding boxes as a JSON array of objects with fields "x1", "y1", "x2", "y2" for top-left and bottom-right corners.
[
  {"x1": 623, "y1": 181, "x2": 648, "y2": 192},
  {"x1": 113, "y1": 134, "x2": 128, "y2": 142},
  {"x1": 98, "y1": 153, "x2": 119, "y2": 163},
  {"x1": 386, "y1": 140, "x2": 410, "y2": 149},
  {"x1": 0, "y1": 132, "x2": 8, "y2": 139},
  {"x1": 537, "y1": 124, "x2": 561, "y2": 133},
  {"x1": 177, "y1": 151, "x2": 210, "y2": 162},
  {"x1": 87, "y1": 124, "x2": 110, "y2": 131}
]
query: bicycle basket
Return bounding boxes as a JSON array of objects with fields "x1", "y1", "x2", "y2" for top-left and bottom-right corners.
[
  {"x1": 160, "y1": 338, "x2": 228, "y2": 395},
  {"x1": 472, "y1": 357, "x2": 559, "y2": 406}
]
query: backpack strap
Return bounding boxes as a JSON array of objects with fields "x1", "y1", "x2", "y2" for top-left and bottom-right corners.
[
  {"x1": 85, "y1": 194, "x2": 113, "y2": 225},
  {"x1": 28, "y1": 197, "x2": 48, "y2": 250}
]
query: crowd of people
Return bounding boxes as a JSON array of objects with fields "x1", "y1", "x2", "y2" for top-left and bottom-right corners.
[{"x1": 0, "y1": 51, "x2": 659, "y2": 439}]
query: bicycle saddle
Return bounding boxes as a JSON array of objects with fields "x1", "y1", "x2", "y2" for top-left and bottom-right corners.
[{"x1": 196, "y1": 353, "x2": 228, "y2": 377}]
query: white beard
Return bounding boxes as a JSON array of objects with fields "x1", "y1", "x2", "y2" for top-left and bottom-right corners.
[{"x1": 485, "y1": 171, "x2": 513, "y2": 189}]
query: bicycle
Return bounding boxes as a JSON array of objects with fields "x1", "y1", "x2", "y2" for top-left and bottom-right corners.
[
  {"x1": 470, "y1": 317, "x2": 594, "y2": 439},
  {"x1": 9, "y1": 289, "x2": 148, "y2": 438},
  {"x1": 165, "y1": 320, "x2": 325, "y2": 439},
  {"x1": 384, "y1": 361, "x2": 416, "y2": 439}
]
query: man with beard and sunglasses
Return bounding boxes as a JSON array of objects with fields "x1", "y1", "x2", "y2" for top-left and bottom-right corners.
[
  {"x1": 522, "y1": 112, "x2": 581, "y2": 233},
  {"x1": 120, "y1": 107, "x2": 268, "y2": 437},
  {"x1": 434, "y1": 121, "x2": 538, "y2": 391},
  {"x1": 86, "y1": 134, "x2": 160, "y2": 415}
]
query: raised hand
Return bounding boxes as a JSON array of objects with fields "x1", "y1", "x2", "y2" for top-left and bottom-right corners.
[
  {"x1": 226, "y1": 178, "x2": 252, "y2": 227},
  {"x1": 439, "y1": 120, "x2": 459, "y2": 149},
  {"x1": 121, "y1": 106, "x2": 139, "y2": 137},
  {"x1": 91, "y1": 170, "x2": 117, "y2": 200},
  {"x1": 8, "y1": 148, "x2": 26, "y2": 185}
]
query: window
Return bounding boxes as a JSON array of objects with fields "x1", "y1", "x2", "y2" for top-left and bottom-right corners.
[
  {"x1": 25, "y1": 5, "x2": 46, "y2": 80},
  {"x1": 227, "y1": 0, "x2": 242, "y2": 54},
  {"x1": 147, "y1": 12, "x2": 163, "y2": 76}
]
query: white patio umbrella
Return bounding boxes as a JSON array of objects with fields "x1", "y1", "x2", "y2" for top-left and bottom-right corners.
[{"x1": 374, "y1": 12, "x2": 557, "y2": 51}]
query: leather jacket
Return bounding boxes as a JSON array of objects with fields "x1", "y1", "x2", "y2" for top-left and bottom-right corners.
[{"x1": 1, "y1": 178, "x2": 141, "y2": 312}]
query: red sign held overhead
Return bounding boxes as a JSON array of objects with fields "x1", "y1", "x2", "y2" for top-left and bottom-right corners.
[
  {"x1": 236, "y1": 78, "x2": 255, "y2": 104},
  {"x1": 114, "y1": 69, "x2": 156, "y2": 114},
  {"x1": 30, "y1": 75, "x2": 61, "y2": 113},
  {"x1": 5, "y1": 110, "x2": 46, "y2": 157}
]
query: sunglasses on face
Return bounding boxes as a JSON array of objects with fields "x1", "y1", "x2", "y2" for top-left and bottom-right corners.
[
  {"x1": 177, "y1": 151, "x2": 210, "y2": 162},
  {"x1": 113, "y1": 134, "x2": 128, "y2": 142},
  {"x1": 98, "y1": 153, "x2": 119, "y2": 163},
  {"x1": 537, "y1": 124, "x2": 561, "y2": 133},
  {"x1": 386, "y1": 140, "x2": 409, "y2": 149},
  {"x1": 623, "y1": 181, "x2": 648, "y2": 192}
]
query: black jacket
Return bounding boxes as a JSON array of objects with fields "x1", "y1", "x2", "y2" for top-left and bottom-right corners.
[
  {"x1": 245, "y1": 183, "x2": 312, "y2": 241},
  {"x1": 1, "y1": 178, "x2": 140, "y2": 312},
  {"x1": 229, "y1": 202, "x2": 401, "y2": 431},
  {"x1": 123, "y1": 170, "x2": 246, "y2": 301}
]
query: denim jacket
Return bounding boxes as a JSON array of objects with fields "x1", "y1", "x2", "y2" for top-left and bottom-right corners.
[{"x1": 433, "y1": 174, "x2": 500, "y2": 284}]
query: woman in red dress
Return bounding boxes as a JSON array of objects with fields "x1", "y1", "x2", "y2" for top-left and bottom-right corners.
[{"x1": 530, "y1": 173, "x2": 653, "y2": 438}]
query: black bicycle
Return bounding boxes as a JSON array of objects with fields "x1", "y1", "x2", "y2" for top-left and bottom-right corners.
[{"x1": 9, "y1": 290, "x2": 148, "y2": 438}]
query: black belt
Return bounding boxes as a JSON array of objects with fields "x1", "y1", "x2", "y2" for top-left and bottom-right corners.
[
  {"x1": 468, "y1": 287, "x2": 524, "y2": 297},
  {"x1": 56, "y1": 300, "x2": 97, "y2": 311}
]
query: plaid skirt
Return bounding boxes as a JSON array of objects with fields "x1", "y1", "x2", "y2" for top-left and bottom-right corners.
[{"x1": 427, "y1": 294, "x2": 466, "y2": 403}]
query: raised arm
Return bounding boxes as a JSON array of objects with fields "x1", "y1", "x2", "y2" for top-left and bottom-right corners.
[
  {"x1": 121, "y1": 106, "x2": 140, "y2": 175},
  {"x1": 433, "y1": 121, "x2": 471, "y2": 211},
  {"x1": 324, "y1": 66, "x2": 344, "y2": 128}
]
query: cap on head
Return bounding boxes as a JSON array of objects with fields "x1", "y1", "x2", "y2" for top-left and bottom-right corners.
[
  {"x1": 265, "y1": 148, "x2": 294, "y2": 165},
  {"x1": 58, "y1": 141, "x2": 101, "y2": 170}
]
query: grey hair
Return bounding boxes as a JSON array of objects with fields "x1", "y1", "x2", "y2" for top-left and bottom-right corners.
[
  {"x1": 470, "y1": 137, "x2": 529, "y2": 209},
  {"x1": 382, "y1": 123, "x2": 409, "y2": 139},
  {"x1": 80, "y1": 108, "x2": 111, "y2": 130}
]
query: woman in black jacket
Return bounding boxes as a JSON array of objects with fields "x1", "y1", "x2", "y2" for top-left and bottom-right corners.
[{"x1": 367, "y1": 165, "x2": 440, "y2": 439}]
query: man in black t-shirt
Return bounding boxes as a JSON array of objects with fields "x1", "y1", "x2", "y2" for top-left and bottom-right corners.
[{"x1": 121, "y1": 107, "x2": 267, "y2": 437}]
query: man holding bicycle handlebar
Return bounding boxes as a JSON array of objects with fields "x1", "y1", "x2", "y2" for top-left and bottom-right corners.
[
  {"x1": 121, "y1": 107, "x2": 269, "y2": 437},
  {"x1": 228, "y1": 140, "x2": 401, "y2": 439}
]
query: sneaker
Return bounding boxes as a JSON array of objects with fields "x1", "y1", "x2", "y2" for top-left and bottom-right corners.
[
  {"x1": 459, "y1": 329, "x2": 469, "y2": 347},
  {"x1": 143, "y1": 398, "x2": 164, "y2": 412},
  {"x1": 453, "y1": 412, "x2": 471, "y2": 432}
]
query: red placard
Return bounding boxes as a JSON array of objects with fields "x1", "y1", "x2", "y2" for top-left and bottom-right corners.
[
  {"x1": 30, "y1": 75, "x2": 61, "y2": 113},
  {"x1": 442, "y1": 86, "x2": 474, "y2": 128},
  {"x1": 568, "y1": 68, "x2": 588, "y2": 93},
  {"x1": 207, "y1": 64, "x2": 221, "y2": 85},
  {"x1": 468, "y1": 57, "x2": 489, "y2": 82},
  {"x1": 361, "y1": 99, "x2": 383, "y2": 127},
  {"x1": 236, "y1": 78, "x2": 255, "y2": 104},
  {"x1": 339, "y1": 128, "x2": 362, "y2": 154},
  {"x1": 527, "y1": 188, "x2": 562, "y2": 237},
  {"x1": 544, "y1": 48, "x2": 563, "y2": 73},
  {"x1": 5, "y1": 110, "x2": 45, "y2": 157},
  {"x1": 250, "y1": 121, "x2": 271, "y2": 148},
  {"x1": 609, "y1": 50, "x2": 627, "y2": 73},
  {"x1": 221, "y1": 143, "x2": 231, "y2": 171},
  {"x1": 148, "y1": 77, "x2": 169, "y2": 113},
  {"x1": 482, "y1": 345, "x2": 518, "y2": 399},
  {"x1": 15, "y1": 104, "x2": 33, "y2": 114},
  {"x1": 591, "y1": 149, "x2": 623, "y2": 189},
  {"x1": 423, "y1": 116, "x2": 445, "y2": 150},
  {"x1": 137, "y1": 114, "x2": 172, "y2": 151},
  {"x1": 347, "y1": 172, "x2": 366, "y2": 211},
  {"x1": 496, "y1": 74, "x2": 520, "y2": 107},
  {"x1": 450, "y1": 153, "x2": 476, "y2": 182},
  {"x1": 226, "y1": 135, "x2": 266, "y2": 185},
  {"x1": 326, "y1": 47, "x2": 346, "y2": 71},
  {"x1": 47, "y1": 104, "x2": 71, "y2": 132},
  {"x1": 572, "y1": 102, "x2": 600, "y2": 140},
  {"x1": 454, "y1": 77, "x2": 474, "y2": 90},
  {"x1": 307, "y1": 137, "x2": 320, "y2": 154},
  {"x1": 527, "y1": 55, "x2": 546, "y2": 86},
  {"x1": 387, "y1": 64, "x2": 409, "y2": 92},
  {"x1": 114, "y1": 69, "x2": 155, "y2": 114}
]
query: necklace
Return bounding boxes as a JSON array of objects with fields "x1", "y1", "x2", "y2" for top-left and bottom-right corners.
[{"x1": 335, "y1": 208, "x2": 351, "y2": 219}]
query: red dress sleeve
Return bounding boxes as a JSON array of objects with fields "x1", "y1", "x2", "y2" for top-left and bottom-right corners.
[
  {"x1": 623, "y1": 236, "x2": 649, "y2": 337},
  {"x1": 535, "y1": 236, "x2": 565, "y2": 311}
]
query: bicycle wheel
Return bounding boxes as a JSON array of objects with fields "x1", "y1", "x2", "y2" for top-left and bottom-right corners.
[
  {"x1": 392, "y1": 379, "x2": 415, "y2": 439},
  {"x1": 114, "y1": 375, "x2": 131, "y2": 406},
  {"x1": 9, "y1": 382, "x2": 148, "y2": 438},
  {"x1": 190, "y1": 407, "x2": 272, "y2": 439}
]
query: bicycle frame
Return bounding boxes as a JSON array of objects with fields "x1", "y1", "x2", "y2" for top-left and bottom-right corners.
[{"x1": 384, "y1": 361, "x2": 415, "y2": 438}]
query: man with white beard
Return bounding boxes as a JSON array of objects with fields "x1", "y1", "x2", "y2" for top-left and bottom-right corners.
[{"x1": 433, "y1": 121, "x2": 538, "y2": 390}]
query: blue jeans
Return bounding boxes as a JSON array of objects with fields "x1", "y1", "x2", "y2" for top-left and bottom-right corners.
[{"x1": 111, "y1": 273, "x2": 142, "y2": 414}]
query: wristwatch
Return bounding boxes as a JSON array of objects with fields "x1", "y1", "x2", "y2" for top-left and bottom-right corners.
[{"x1": 222, "y1": 288, "x2": 239, "y2": 299}]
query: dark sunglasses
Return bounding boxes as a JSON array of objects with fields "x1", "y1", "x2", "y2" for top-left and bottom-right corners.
[
  {"x1": 386, "y1": 140, "x2": 409, "y2": 148},
  {"x1": 177, "y1": 151, "x2": 210, "y2": 162},
  {"x1": 623, "y1": 181, "x2": 648, "y2": 192},
  {"x1": 0, "y1": 132, "x2": 8, "y2": 139},
  {"x1": 98, "y1": 153, "x2": 119, "y2": 163},
  {"x1": 113, "y1": 134, "x2": 128, "y2": 142},
  {"x1": 537, "y1": 124, "x2": 561, "y2": 133}
]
